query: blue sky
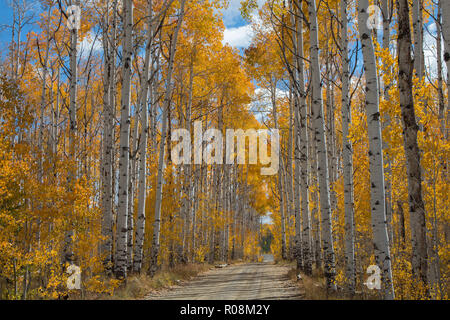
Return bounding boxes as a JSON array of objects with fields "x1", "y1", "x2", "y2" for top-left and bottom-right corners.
[
  {"x1": 221, "y1": 0, "x2": 263, "y2": 49},
  {"x1": 0, "y1": 0, "x2": 258, "y2": 47},
  {"x1": 0, "y1": 0, "x2": 14, "y2": 43}
]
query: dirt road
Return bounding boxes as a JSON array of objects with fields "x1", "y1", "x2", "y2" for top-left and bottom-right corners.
[{"x1": 145, "y1": 255, "x2": 303, "y2": 300}]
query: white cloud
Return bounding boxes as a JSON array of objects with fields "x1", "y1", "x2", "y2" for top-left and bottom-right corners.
[
  {"x1": 261, "y1": 214, "x2": 272, "y2": 224},
  {"x1": 254, "y1": 87, "x2": 289, "y2": 100},
  {"x1": 423, "y1": 22, "x2": 447, "y2": 79},
  {"x1": 78, "y1": 32, "x2": 102, "y2": 58},
  {"x1": 223, "y1": 24, "x2": 254, "y2": 48},
  {"x1": 250, "y1": 87, "x2": 289, "y2": 123}
]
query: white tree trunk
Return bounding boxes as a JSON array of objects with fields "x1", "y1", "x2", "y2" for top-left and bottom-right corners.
[
  {"x1": 272, "y1": 85, "x2": 287, "y2": 260},
  {"x1": 358, "y1": 0, "x2": 394, "y2": 299},
  {"x1": 340, "y1": 0, "x2": 355, "y2": 295},
  {"x1": 149, "y1": 0, "x2": 186, "y2": 276},
  {"x1": 436, "y1": 2, "x2": 445, "y2": 132},
  {"x1": 441, "y1": 0, "x2": 450, "y2": 128},
  {"x1": 115, "y1": 0, "x2": 133, "y2": 279},
  {"x1": 412, "y1": 0, "x2": 424, "y2": 79},
  {"x1": 308, "y1": 0, "x2": 336, "y2": 291},
  {"x1": 294, "y1": 2, "x2": 312, "y2": 275},
  {"x1": 380, "y1": 0, "x2": 394, "y2": 250},
  {"x1": 100, "y1": 0, "x2": 117, "y2": 274},
  {"x1": 64, "y1": 0, "x2": 81, "y2": 265},
  {"x1": 133, "y1": 0, "x2": 155, "y2": 273}
]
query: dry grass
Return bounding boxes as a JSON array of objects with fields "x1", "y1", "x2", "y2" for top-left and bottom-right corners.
[
  {"x1": 93, "y1": 263, "x2": 212, "y2": 300},
  {"x1": 287, "y1": 267, "x2": 349, "y2": 300},
  {"x1": 287, "y1": 266, "x2": 380, "y2": 300}
]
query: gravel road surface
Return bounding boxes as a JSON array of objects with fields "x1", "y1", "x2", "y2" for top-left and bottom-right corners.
[{"x1": 145, "y1": 255, "x2": 303, "y2": 300}]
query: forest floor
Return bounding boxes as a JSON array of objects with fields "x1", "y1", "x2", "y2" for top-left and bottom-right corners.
[{"x1": 143, "y1": 255, "x2": 304, "y2": 300}]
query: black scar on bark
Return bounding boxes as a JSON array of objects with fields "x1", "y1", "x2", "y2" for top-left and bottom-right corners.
[
  {"x1": 372, "y1": 112, "x2": 380, "y2": 121},
  {"x1": 444, "y1": 52, "x2": 450, "y2": 62},
  {"x1": 362, "y1": 33, "x2": 369, "y2": 40}
]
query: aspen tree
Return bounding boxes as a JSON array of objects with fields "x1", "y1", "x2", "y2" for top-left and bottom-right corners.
[
  {"x1": 295, "y1": 0, "x2": 311, "y2": 275},
  {"x1": 115, "y1": 0, "x2": 133, "y2": 279},
  {"x1": 64, "y1": 0, "x2": 81, "y2": 265},
  {"x1": 149, "y1": 0, "x2": 186, "y2": 276},
  {"x1": 101, "y1": 0, "x2": 118, "y2": 274},
  {"x1": 357, "y1": 0, "x2": 394, "y2": 299},
  {"x1": 441, "y1": 1, "x2": 450, "y2": 122},
  {"x1": 307, "y1": 0, "x2": 336, "y2": 291},
  {"x1": 380, "y1": 0, "x2": 394, "y2": 248},
  {"x1": 133, "y1": 0, "x2": 155, "y2": 273},
  {"x1": 272, "y1": 83, "x2": 287, "y2": 260},
  {"x1": 397, "y1": 0, "x2": 428, "y2": 291},
  {"x1": 340, "y1": 0, "x2": 355, "y2": 296},
  {"x1": 436, "y1": 2, "x2": 445, "y2": 131},
  {"x1": 412, "y1": 0, "x2": 424, "y2": 79}
]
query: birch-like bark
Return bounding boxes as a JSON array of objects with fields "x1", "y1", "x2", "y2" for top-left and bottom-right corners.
[
  {"x1": 184, "y1": 52, "x2": 195, "y2": 262},
  {"x1": 149, "y1": 0, "x2": 186, "y2": 276},
  {"x1": 272, "y1": 84, "x2": 287, "y2": 260},
  {"x1": 293, "y1": 95, "x2": 303, "y2": 269},
  {"x1": 127, "y1": 103, "x2": 140, "y2": 270},
  {"x1": 436, "y1": 3, "x2": 445, "y2": 133},
  {"x1": 357, "y1": 0, "x2": 394, "y2": 299},
  {"x1": 340, "y1": 0, "x2": 355, "y2": 295},
  {"x1": 133, "y1": 0, "x2": 154, "y2": 273},
  {"x1": 64, "y1": 0, "x2": 81, "y2": 265},
  {"x1": 294, "y1": 1, "x2": 311, "y2": 275},
  {"x1": 307, "y1": 0, "x2": 336, "y2": 291},
  {"x1": 37, "y1": 4, "x2": 52, "y2": 256},
  {"x1": 115, "y1": 0, "x2": 133, "y2": 279},
  {"x1": 441, "y1": 0, "x2": 450, "y2": 135},
  {"x1": 380, "y1": 0, "x2": 394, "y2": 249},
  {"x1": 412, "y1": 0, "x2": 424, "y2": 79},
  {"x1": 397, "y1": 0, "x2": 429, "y2": 289},
  {"x1": 101, "y1": 0, "x2": 117, "y2": 274},
  {"x1": 287, "y1": 88, "x2": 294, "y2": 259}
]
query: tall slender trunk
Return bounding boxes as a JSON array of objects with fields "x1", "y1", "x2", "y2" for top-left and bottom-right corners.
[
  {"x1": 307, "y1": 0, "x2": 336, "y2": 291},
  {"x1": 357, "y1": 0, "x2": 394, "y2": 299},
  {"x1": 127, "y1": 107, "x2": 138, "y2": 270},
  {"x1": 64, "y1": 0, "x2": 81, "y2": 265},
  {"x1": 287, "y1": 87, "x2": 294, "y2": 259},
  {"x1": 272, "y1": 84, "x2": 287, "y2": 260},
  {"x1": 436, "y1": 3, "x2": 445, "y2": 133},
  {"x1": 288, "y1": 0, "x2": 301, "y2": 269},
  {"x1": 115, "y1": 0, "x2": 133, "y2": 279},
  {"x1": 412, "y1": 0, "x2": 424, "y2": 80},
  {"x1": 340, "y1": 0, "x2": 355, "y2": 296},
  {"x1": 101, "y1": 0, "x2": 117, "y2": 274},
  {"x1": 149, "y1": 0, "x2": 186, "y2": 276},
  {"x1": 294, "y1": 1, "x2": 311, "y2": 275},
  {"x1": 397, "y1": 0, "x2": 428, "y2": 291},
  {"x1": 37, "y1": 4, "x2": 52, "y2": 262},
  {"x1": 133, "y1": 0, "x2": 154, "y2": 273},
  {"x1": 441, "y1": 1, "x2": 450, "y2": 137},
  {"x1": 184, "y1": 53, "x2": 195, "y2": 261},
  {"x1": 381, "y1": 0, "x2": 394, "y2": 249}
]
